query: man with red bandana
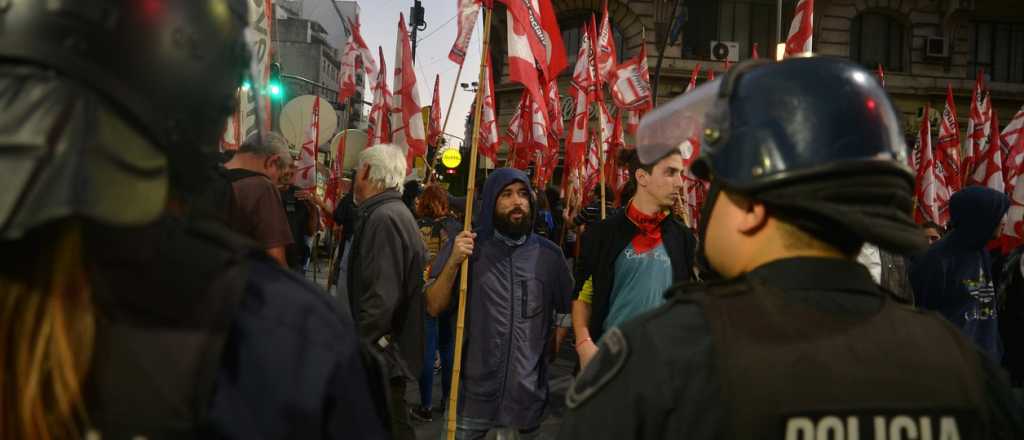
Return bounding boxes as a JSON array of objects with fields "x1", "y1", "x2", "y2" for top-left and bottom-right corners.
[{"x1": 573, "y1": 148, "x2": 697, "y2": 369}]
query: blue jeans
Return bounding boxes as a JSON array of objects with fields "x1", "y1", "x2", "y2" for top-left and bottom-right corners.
[{"x1": 418, "y1": 310, "x2": 454, "y2": 408}]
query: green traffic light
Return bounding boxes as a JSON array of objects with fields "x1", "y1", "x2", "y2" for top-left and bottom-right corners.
[
  {"x1": 268, "y1": 82, "x2": 282, "y2": 99},
  {"x1": 241, "y1": 80, "x2": 252, "y2": 91}
]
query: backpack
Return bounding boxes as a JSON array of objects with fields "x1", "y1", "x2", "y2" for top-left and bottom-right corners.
[{"x1": 188, "y1": 166, "x2": 268, "y2": 226}]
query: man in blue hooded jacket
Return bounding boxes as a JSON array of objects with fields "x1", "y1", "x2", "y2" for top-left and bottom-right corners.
[
  {"x1": 425, "y1": 168, "x2": 573, "y2": 439},
  {"x1": 912, "y1": 186, "x2": 1009, "y2": 362}
]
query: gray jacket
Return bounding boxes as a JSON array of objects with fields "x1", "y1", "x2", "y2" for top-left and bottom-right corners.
[{"x1": 347, "y1": 189, "x2": 427, "y2": 378}]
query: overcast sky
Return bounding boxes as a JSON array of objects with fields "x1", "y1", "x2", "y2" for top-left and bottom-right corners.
[{"x1": 298, "y1": 0, "x2": 484, "y2": 148}]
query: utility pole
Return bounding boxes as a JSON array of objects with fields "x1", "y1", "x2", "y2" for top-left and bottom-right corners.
[{"x1": 410, "y1": 0, "x2": 426, "y2": 61}]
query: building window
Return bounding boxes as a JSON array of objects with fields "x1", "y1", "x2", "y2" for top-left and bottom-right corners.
[
  {"x1": 713, "y1": 0, "x2": 791, "y2": 60},
  {"x1": 560, "y1": 14, "x2": 625, "y2": 69},
  {"x1": 970, "y1": 21, "x2": 1024, "y2": 83},
  {"x1": 850, "y1": 12, "x2": 906, "y2": 72}
]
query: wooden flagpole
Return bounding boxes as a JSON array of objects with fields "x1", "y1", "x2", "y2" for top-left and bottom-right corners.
[{"x1": 447, "y1": 6, "x2": 492, "y2": 439}]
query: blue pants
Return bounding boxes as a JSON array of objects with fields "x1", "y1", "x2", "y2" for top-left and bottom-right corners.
[{"x1": 418, "y1": 310, "x2": 454, "y2": 408}]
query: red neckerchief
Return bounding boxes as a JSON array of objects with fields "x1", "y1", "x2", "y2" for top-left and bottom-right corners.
[{"x1": 626, "y1": 201, "x2": 668, "y2": 254}]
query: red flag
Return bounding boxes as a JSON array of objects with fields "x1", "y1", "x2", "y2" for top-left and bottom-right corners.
[
  {"x1": 449, "y1": 0, "x2": 481, "y2": 65},
  {"x1": 367, "y1": 46, "x2": 391, "y2": 147},
  {"x1": 393, "y1": 14, "x2": 427, "y2": 168},
  {"x1": 964, "y1": 71, "x2": 988, "y2": 176},
  {"x1": 876, "y1": 64, "x2": 885, "y2": 87},
  {"x1": 914, "y1": 104, "x2": 944, "y2": 225},
  {"x1": 685, "y1": 63, "x2": 702, "y2": 93},
  {"x1": 429, "y1": 74, "x2": 442, "y2": 146},
  {"x1": 784, "y1": 0, "x2": 814, "y2": 57},
  {"x1": 500, "y1": 0, "x2": 567, "y2": 81},
  {"x1": 478, "y1": 52, "x2": 500, "y2": 163},
  {"x1": 595, "y1": 0, "x2": 617, "y2": 83},
  {"x1": 1001, "y1": 106, "x2": 1024, "y2": 251},
  {"x1": 752, "y1": 43, "x2": 760, "y2": 60},
  {"x1": 546, "y1": 78, "x2": 564, "y2": 138},
  {"x1": 295, "y1": 98, "x2": 321, "y2": 190},
  {"x1": 707, "y1": 69, "x2": 715, "y2": 81},
  {"x1": 504, "y1": 91, "x2": 533, "y2": 169},
  {"x1": 936, "y1": 85, "x2": 962, "y2": 193},
  {"x1": 566, "y1": 24, "x2": 594, "y2": 171}
]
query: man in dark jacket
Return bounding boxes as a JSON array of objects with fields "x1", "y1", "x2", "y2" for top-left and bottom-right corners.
[
  {"x1": 425, "y1": 168, "x2": 573, "y2": 438},
  {"x1": 912, "y1": 186, "x2": 1010, "y2": 363},
  {"x1": 0, "y1": 1, "x2": 388, "y2": 438},
  {"x1": 573, "y1": 148, "x2": 697, "y2": 369},
  {"x1": 347, "y1": 144, "x2": 428, "y2": 440},
  {"x1": 560, "y1": 57, "x2": 1023, "y2": 439}
]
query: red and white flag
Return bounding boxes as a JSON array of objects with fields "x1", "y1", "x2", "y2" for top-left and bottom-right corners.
[
  {"x1": 367, "y1": 46, "x2": 391, "y2": 147},
  {"x1": 392, "y1": 14, "x2": 427, "y2": 167},
  {"x1": 914, "y1": 104, "x2": 946, "y2": 225},
  {"x1": 566, "y1": 24, "x2": 595, "y2": 170},
  {"x1": 449, "y1": 0, "x2": 481, "y2": 65},
  {"x1": 295, "y1": 97, "x2": 321, "y2": 190},
  {"x1": 1001, "y1": 105, "x2": 1024, "y2": 173},
  {"x1": 429, "y1": 74, "x2": 443, "y2": 146},
  {"x1": 784, "y1": 0, "x2": 814, "y2": 57},
  {"x1": 545, "y1": 78, "x2": 564, "y2": 138},
  {"x1": 478, "y1": 52, "x2": 500, "y2": 163},
  {"x1": 595, "y1": 0, "x2": 617, "y2": 83},
  {"x1": 528, "y1": 92, "x2": 549, "y2": 154},
  {"x1": 1001, "y1": 106, "x2": 1024, "y2": 251},
  {"x1": 503, "y1": 0, "x2": 567, "y2": 131},
  {"x1": 685, "y1": 63, "x2": 702, "y2": 94},
  {"x1": 964, "y1": 72, "x2": 988, "y2": 176},
  {"x1": 936, "y1": 84, "x2": 962, "y2": 193},
  {"x1": 504, "y1": 91, "x2": 532, "y2": 170},
  {"x1": 623, "y1": 40, "x2": 652, "y2": 136},
  {"x1": 609, "y1": 42, "x2": 653, "y2": 110},
  {"x1": 970, "y1": 103, "x2": 1005, "y2": 192},
  {"x1": 338, "y1": 15, "x2": 378, "y2": 103}
]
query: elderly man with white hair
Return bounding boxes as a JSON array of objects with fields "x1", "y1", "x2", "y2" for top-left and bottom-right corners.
[{"x1": 345, "y1": 143, "x2": 427, "y2": 440}]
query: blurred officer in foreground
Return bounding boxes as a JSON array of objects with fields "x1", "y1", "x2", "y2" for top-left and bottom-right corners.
[
  {"x1": 0, "y1": 1, "x2": 386, "y2": 438},
  {"x1": 559, "y1": 57, "x2": 1023, "y2": 439}
]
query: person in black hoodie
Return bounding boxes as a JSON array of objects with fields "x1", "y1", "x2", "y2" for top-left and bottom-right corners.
[{"x1": 911, "y1": 186, "x2": 1009, "y2": 363}]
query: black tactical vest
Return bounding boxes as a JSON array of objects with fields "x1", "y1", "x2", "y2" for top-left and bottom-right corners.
[
  {"x1": 83, "y1": 217, "x2": 259, "y2": 439},
  {"x1": 700, "y1": 277, "x2": 990, "y2": 440}
]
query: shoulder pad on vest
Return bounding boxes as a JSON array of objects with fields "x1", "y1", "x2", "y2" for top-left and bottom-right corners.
[
  {"x1": 566, "y1": 327, "x2": 630, "y2": 409},
  {"x1": 664, "y1": 277, "x2": 752, "y2": 302}
]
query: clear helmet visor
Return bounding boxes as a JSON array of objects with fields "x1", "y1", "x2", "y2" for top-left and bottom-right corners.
[{"x1": 636, "y1": 78, "x2": 721, "y2": 168}]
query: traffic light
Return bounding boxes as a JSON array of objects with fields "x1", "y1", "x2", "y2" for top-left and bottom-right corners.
[{"x1": 268, "y1": 62, "x2": 283, "y2": 100}]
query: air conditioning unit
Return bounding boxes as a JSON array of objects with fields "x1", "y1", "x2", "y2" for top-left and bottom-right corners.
[
  {"x1": 926, "y1": 37, "x2": 949, "y2": 58},
  {"x1": 710, "y1": 41, "x2": 740, "y2": 62}
]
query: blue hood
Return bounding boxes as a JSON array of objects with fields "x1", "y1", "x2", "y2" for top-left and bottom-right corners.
[
  {"x1": 947, "y1": 186, "x2": 1009, "y2": 250},
  {"x1": 476, "y1": 168, "x2": 534, "y2": 241}
]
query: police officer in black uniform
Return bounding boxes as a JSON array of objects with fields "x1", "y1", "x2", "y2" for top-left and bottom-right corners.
[
  {"x1": 558, "y1": 57, "x2": 1024, "y2": 439},
  {"x1": 0, "y1": 1, "x2": 387, "y2": 438}
]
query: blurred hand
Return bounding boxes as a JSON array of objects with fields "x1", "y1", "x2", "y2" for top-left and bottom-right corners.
[
  {"x1": 450, "y1": 231, "x2": 476, "y2": 266},
  {"x1": 577, "y1": 340, "x2": 599, "y2": 370}
]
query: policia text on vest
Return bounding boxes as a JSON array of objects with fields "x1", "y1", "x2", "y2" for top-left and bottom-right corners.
[{"x1": 784, "y1": 411, "x2": 974, "y2": 440}]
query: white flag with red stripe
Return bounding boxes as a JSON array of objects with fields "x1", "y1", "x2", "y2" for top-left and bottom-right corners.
[
  {"x1": 367, "y1": 46, "x2": 391, "y2": 147},
  {"x1": 913, "y1": 104, "x2": 945, "y2": 225},
  {"x1": 392, "y1": 14, "x2": 427, "y2": 165},
  {"x1": 449, "y1": 0, "x2": 481, "y2": 65},
  {"x1": 294, "y1": 97, "x2": 320, "y2": 190},
  {"x1": 784, "y1": 0, "x2": 813, "y2": 57}
]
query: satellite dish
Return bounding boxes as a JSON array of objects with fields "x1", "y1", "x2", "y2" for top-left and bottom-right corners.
[
  {"x1": 279, "y1": 95, "x2": 338, "y2": 151},
  {"x1": 330, "y1": 129, "x2": 367, "y2": 172}
]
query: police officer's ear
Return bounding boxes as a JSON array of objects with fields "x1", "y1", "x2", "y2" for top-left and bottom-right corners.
[{"x1": 724, "y1": 191, "x2": 769, "y2": 236}]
